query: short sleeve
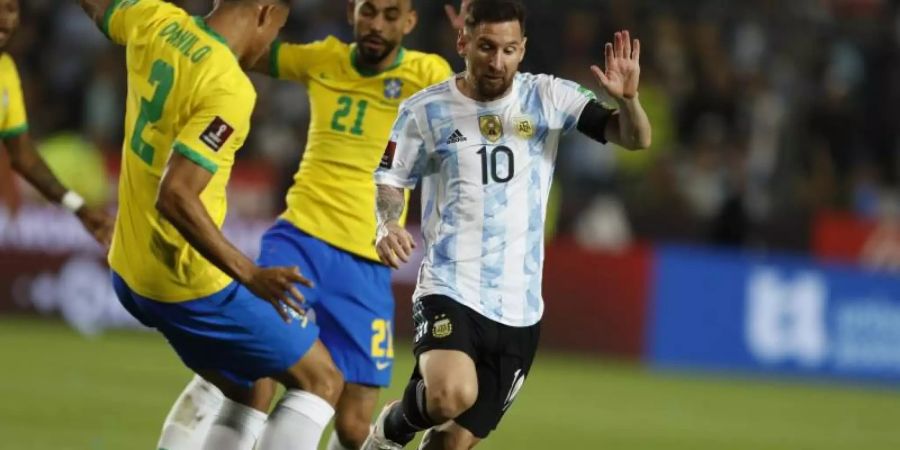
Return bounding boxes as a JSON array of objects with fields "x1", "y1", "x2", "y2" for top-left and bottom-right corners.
[
  {"x1": 270, "y1": 38, "x2": 334, "y2": 83},
  {"x1": 543, "y1": 76, "x2": 598, "y2": 133},
  {"x1": 102, "y1": 0, "x2": 168, "y2": 46},
  {"x1": 374, "y1": 106, "x2": 428, "y2": 189},
  {"x1": 0, "y1": 58, "x2": 28, "y2": 138},
  {"x1": 173, "y1": 89, "x2": 254, "y2": 174}
]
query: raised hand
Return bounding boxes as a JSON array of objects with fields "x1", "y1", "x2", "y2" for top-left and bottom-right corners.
[
  {"x1": 591, "y1": 30, "x2": 641, "y2": 100},
  {"x1": 444, "y1": 0, "x2": 472, "y2": 31}
]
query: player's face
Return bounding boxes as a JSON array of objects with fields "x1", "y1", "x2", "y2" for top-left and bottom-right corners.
[
  {"x1": 350, "y1": 0, "x2": 417, "y2": 66},
  {"x1": 0, "y1": 0, "x2": 20, "y2": 50},
  {"x1": 246, "y1": 3, "x2": 289, "y2": 68},
  {"x1": 459, "y1": 21, "x2": 526, "y2": 99}
]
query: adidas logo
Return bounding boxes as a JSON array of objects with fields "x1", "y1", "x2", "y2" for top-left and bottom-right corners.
[{"x1": 447, "y1": 129, "x2": 467, "y2": 144}]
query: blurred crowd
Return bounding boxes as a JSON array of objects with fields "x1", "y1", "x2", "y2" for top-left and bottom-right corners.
[{"x1": 8, "y1": 0, "x2": 900, "y2": 252}]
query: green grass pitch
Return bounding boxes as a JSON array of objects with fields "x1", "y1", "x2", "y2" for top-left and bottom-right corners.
[{"x1": 1, "y1": 317, "x2": 899, "y2": 450}]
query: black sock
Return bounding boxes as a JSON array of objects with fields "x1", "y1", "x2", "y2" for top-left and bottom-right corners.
[{"x1": 384, "y1": 379, "x2": 435, "y2": 445}]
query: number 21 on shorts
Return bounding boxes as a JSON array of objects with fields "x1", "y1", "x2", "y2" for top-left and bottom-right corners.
[{"x1": 371, "y1": 319, "x2": 394, "y2": 359}]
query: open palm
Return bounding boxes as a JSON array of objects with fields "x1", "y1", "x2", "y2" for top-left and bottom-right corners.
[
  {"x1": 444, "y1": 0, "x2": 473, "y2": 30},
  {"x1": 591, "y1": 30, "x2": 641, "y2": 100}
]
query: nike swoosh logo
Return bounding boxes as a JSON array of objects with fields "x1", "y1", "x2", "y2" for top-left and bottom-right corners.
[{"x1": 376, "y1": 361, "x2": 392, "y2": 371}]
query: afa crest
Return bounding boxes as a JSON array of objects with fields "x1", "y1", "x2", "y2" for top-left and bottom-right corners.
[
  {"x1": 513, "y1": 116, "x2": 534, "y2": 139},
  {"x1": 384, "y1": 78, "x2": 403, "y2": 99},
  {"x1": 432, "y1": 317, "x2": 453, "y2": 338},
  {"x1": 479, "y1": 115, "x2": 503, "y2": 143}
]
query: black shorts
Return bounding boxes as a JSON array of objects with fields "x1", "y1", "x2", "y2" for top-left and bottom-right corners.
[{"x1": 410, "y1": 294, "x2": 541, "y2": 439}]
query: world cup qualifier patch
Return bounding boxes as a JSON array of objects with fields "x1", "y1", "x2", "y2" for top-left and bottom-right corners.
[
  {"x1": 380, "y1": 140, "x2": 397, "y2": 169},
  {"x1": 200, "y1": 116, "x2": 234, "y2": 151}
]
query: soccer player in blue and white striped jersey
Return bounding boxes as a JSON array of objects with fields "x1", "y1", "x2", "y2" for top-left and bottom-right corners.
[{"x1": 364, "y1": 0, "x2": 651, "y2": 448}]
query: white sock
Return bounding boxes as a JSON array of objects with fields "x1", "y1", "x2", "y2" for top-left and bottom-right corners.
[
  {"x1": 257, "y1": 390, "x2": 335, "y2": 450},
  {"x1": 325, "y1": 430, "x2": 355, "y2": 450},
  {"x1": 202, "y1": 397, "x2": 267, "y2": 450},
  {"x1": 157, "y1": 375, "x2": 225, "y2": 450}
]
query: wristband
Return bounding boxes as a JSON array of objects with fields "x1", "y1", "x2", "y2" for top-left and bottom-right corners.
[{"x1": 61, "y1": 190, "x2": 85, "y2": 213}]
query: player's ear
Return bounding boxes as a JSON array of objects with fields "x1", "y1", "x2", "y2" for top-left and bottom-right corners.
[
  {"x1": 519, "y1": 37, "x2": 527, "y2": 62},
  {"x1": 402, "y1": 9, "x2": 418, "y2": 35},
  {"x1": 456, "y1": 29, "x2": 467, "y2": 57},
  {"x1": 257, "y1": 3, "x2": 273, "y2": 28},
  {"x1": 347, "y1": 0, "x2": 356, "y2": 26}
]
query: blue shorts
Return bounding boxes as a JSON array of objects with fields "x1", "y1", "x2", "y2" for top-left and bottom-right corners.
[
  {"x1": 111, "y1": 272, "x2": 318, "y2": 388},
  {"x1": 257, "y1": 220, "x2": 395, "y2": 387}
]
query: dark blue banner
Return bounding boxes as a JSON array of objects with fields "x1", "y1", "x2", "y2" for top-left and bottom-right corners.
[{"x1": 648, "y1": 246, "x2": 900, "y2": 383}]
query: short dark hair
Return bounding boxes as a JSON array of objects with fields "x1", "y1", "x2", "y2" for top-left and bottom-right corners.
[{"x1": 464, "y1": 0, "x2": 527, "y2": 33}]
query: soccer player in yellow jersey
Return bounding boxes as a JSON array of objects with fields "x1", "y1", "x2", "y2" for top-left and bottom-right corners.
[
  {"x1": 0, "y1": 0, "x2": 112, "y2": 245},
  {"x1": 163, "y1": 1, "x2": 457, "y2": 449},
  {"x1": 76, "y1": 1, "x2": 344, "y2": 449}
]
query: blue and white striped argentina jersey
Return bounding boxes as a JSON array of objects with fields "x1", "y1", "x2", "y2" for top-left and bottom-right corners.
[{"x1": 375, "y1": 72, "x2": 603, "y2": 327}]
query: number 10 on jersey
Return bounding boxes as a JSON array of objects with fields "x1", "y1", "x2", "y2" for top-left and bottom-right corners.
[{"x1": 478, "y1": 145, "x2": 515, "y2": 185}]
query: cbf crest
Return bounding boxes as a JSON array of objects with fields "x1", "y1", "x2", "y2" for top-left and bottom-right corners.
[
  {"x1": 479, "y1": 115, "x2": 503, "y2": 142},
  {"x1": 384, "y1": 78, "x2": 403, "y2": 99}
]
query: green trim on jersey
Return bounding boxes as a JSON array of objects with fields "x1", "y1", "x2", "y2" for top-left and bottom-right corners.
[
  {"x1": 100, "y1": 0, "x2": 126, "y2": 40},
  {"x1": 269, "y1": 40, "x2": 283, "y2": 79},
  {"x1": 173, "y1": 142, "x2": 218, "y2": 174},
  {"x1": 0, "y1": 123, "x2": 28, "y2": 139},
  {"x1": 350, "y1": 46, "x2": 406, "y2": 77}
]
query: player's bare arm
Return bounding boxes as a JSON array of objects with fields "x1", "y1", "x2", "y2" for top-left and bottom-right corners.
[
  {"x1": 157, "y1": 152, "x2": 311, "y2": 321},
  {"x1": 591, "y1": 30, "x2": 651, "y2": 150},
  {"x1": 375, "y1": 183, "x2": 415, "y2": 269},
  {"x1": 3, "y1": 133, "x2": 114, "y2": 247},
  {"x1": 77, "y1": 0, "x2": 113, "y2": 27}
]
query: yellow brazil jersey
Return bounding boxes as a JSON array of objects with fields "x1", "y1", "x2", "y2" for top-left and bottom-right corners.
[
  {"x1": 270, "y1": 37, "x2": 452, "y2": 262},
  {"x1": 103, "y1": 0, "x2": 256, "y2": 302},
  {"x1": 0, "y1": 53, "x2": 28, "y2": 139}
]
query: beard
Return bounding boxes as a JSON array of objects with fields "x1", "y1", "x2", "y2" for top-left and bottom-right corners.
[
  {"x1": 475, "y1": 73, "x2": 514, "y2": 100},
  {"x1": 356, "y1": 34, "x2": 397, "y2": 65}
]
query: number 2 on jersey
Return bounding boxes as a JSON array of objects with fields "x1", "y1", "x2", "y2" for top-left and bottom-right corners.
[
  {"x1": 331, "y1": 95, "x2": 368, "y2": 136},
  {"x1": 371, "y1": 319, "x2": 394, "y2": 358},
  {"x1": 130, "y1": 59, "x2": 174, "y2": 165}
]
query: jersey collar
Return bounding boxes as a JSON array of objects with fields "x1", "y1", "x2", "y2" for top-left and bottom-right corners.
[
  {"x1": 193, "y1": 16, "x2": 236, "y2": 57},
  {"x1": 350, "y1": 45, "x2": 405, "y2": 77}
]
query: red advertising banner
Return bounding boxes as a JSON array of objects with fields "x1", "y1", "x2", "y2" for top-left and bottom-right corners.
[
  {"x1": 541, "y1": 239, "x2": 651, "y2": 358},
  {"x1": 813, "y1": 212, "x2": 900, "y2": 272}
]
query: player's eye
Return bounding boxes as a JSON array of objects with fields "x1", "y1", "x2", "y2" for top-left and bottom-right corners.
[
  {"x1": 360, "y1": 6, "x2": 377, "y2": 17},
  {"x1": 504, "y1": 47, "x2": 517, "y2": 55},
  {"x1": 384, "y1": 10, "x2": 401, "y2": 21},
  {"x1": 479, "y1": 44, "x2": 493, "y2": 52}
]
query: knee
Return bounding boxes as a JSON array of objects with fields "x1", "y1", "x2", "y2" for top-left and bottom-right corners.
[
  {"x1": 334, "y1": 413, "x2": 370, "y2": 449},
  {"x1": 427, "y1": 381, "x2": 477, "y2": 422},
  {"x1": 306, "y1": 362, "x2": 344, "y2": 405}
]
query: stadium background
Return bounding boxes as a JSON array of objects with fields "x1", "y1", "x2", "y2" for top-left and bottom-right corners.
[{"x1": 2, "y1": 0, "x2": 900, "y2": 448}]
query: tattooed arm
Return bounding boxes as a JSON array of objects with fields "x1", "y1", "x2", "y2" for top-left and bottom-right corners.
[{"x1": 375, "y1": 184, "x2": 415, "y2": 269}]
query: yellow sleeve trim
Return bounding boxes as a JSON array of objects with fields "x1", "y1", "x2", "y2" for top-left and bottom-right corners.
[
  {"x1": 174, "y1": 142, "x2": 219, "y2": 174},
  {"x1": 0, "y1": 123, "x2": 28, "y2": 139},
  {"x1": 100, "y1": 0, "x2": 125, "y2": 41}
]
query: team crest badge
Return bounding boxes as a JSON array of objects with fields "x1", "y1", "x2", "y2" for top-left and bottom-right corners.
[
  {"x1": 384, "y1": 78, "x2": 403, "y2": 99},
  {"x1": 479, "y1": 115, "x2": 503, "y2": 142},
  {"x1": 432, "y1": 316, "x2": 452, "y2": 338},
  {"x1": 513, "y1": 116, "x2": 534, "y2": 139}
]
